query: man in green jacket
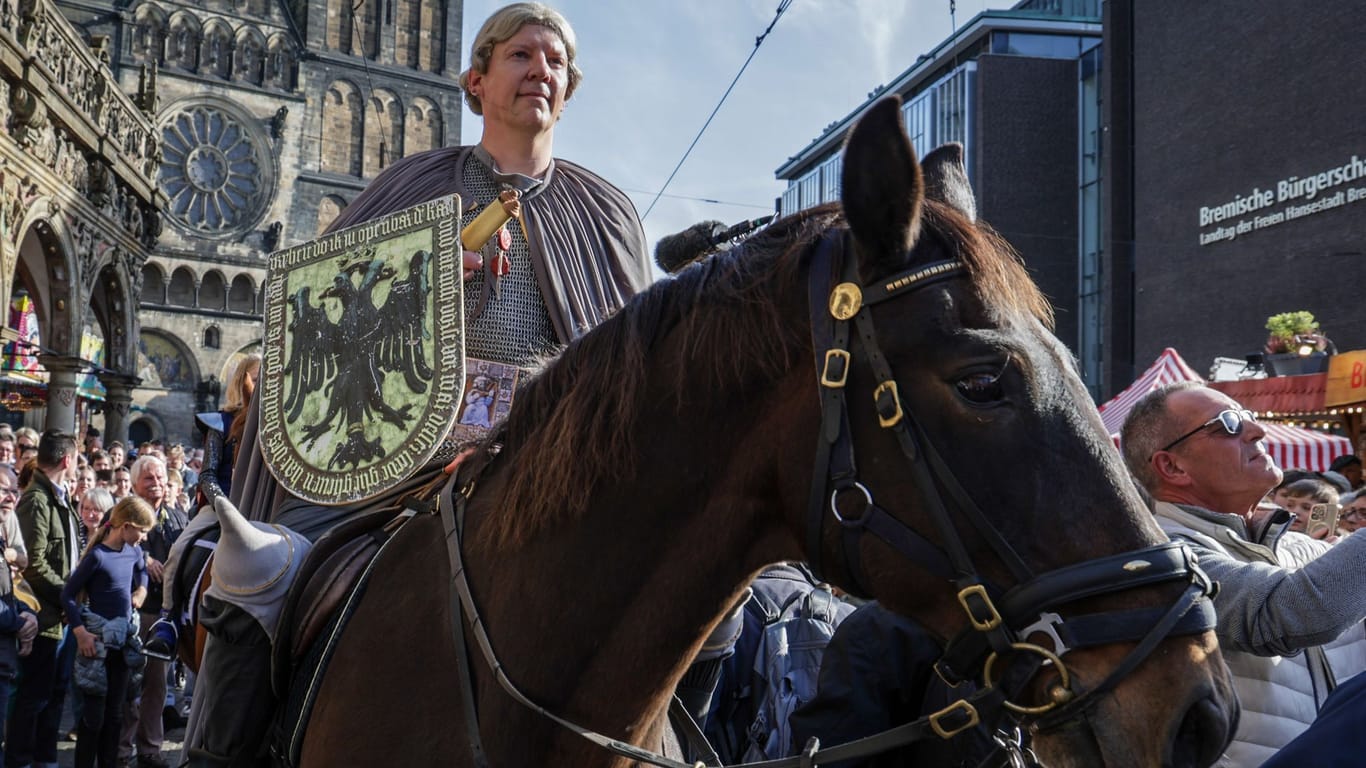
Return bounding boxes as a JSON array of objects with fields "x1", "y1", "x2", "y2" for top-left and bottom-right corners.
[{"x1": 6, "y1": 429, "x2": 79, "y2": 768}]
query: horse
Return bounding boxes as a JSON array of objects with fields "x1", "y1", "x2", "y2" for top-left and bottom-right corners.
[{"x1": 285, "y1": 97, "x2": 1237, "y2": 767}]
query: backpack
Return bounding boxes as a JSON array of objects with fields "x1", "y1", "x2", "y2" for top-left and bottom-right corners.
[{"x1": 740, "y1": 574, "x2": 853, "y2": 761}]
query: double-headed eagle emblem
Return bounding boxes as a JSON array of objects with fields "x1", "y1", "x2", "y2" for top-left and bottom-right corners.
[{"x1": 281, "y1": 246, "x2": 434, "y2": 470}]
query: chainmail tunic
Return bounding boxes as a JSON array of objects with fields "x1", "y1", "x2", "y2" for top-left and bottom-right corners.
[{"x1": 459, "y1": 152, "x2": 559, "y2": 367}]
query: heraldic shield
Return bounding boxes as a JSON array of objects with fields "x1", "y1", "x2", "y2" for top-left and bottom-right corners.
[{"x1": 261, "y1": 195, "x2": 465, "y2": 505}]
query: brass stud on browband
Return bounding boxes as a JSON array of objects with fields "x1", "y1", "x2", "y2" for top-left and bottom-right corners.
[{"x1": 829, "y1": 282, "x2": 862, "y2": 320}]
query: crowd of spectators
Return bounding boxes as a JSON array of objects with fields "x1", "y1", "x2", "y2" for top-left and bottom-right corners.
[{"x1": 0, "y1": 423, "x2": 202, "y2": 768}]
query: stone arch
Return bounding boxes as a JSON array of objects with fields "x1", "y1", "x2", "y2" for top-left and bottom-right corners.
[
  {"x1": 405, "y1": 97, "x2": 442, "y2": 156},
  {"x1": 219, "y1": 341, "x2": 263, "y2": 382},
  {"x1": 201, "y1": 19, "x2": 233, "y2": 79},
  {"x1": 133, "y1": 3, "x2": 169, "y2": 65},
  {"x1": 140, "y1": 262, "x2": 166, "y2": 304},
  {"x1": 419, "y1": 0, "x2": 445, "y2": 72},
  {"x1": 316, "y1": 194, "x2": 346, "y2": 235},
  {"x1": 234, "y1": 26, "x2": 267, "y2": 86},
  {"x1": 12, "y1": 205, "x2": 80, "y2": 359},
  {"x1": 137, "y1": 328, "x2": 199, "y2": 390},
  {"x1": 90, "y1": 264, "x2": 136, "y2": 375},
  {"x1": 203, "y1": 325, "x2": 221, "y2": 349},
  {"x1": 228, "y1": 274, "x2": 255, "y2": 313},
  {"x1": 266, "y1": 33, "x2": 297, "y2": 90},
  {"x1": 321, "y1": 80, "x2": 363, "y2": 176},
  {"x1": 326, "y1": 0, "x2": 352, "y2": 53},
  {"x1": 363, "y1": 89, "x2": 402, "y2": 176},
  {"x1": 167, "y1": 266, "x2": 196, "y2": 307},
  {"x1": 128, "y1": 413, "x2": 165, "y2": 446},
  {"x1": 167, "y1": 11, "x2": 202, "y2": 71},
  {"x1": 200, "y1": 269, "x2": 227, "y2": 311}
]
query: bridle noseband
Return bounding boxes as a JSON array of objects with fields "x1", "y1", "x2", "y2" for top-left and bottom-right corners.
[{"x1": 803, "y1": 230, "x2": 1217, "y2": 743}]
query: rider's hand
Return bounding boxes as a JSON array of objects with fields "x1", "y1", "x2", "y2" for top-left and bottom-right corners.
[
  {"x1": 463, "y1": 250, "x2": 483, "y2": 281},
  {"x1": 146, "y1": 557, "x2": 165, "y2": 583}
]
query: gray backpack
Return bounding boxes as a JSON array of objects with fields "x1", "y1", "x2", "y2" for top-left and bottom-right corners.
[{"x1": 742, "y1": 585, "x2": 851, "y2": 760}]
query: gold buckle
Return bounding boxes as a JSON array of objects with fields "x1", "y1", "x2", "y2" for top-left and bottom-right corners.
[
  {"x1": 982, "y1": 642, "x2": 1075, "y2": 715},
  {"x1": 873, "y1": 380, "x2": 904, "y2": 427},
  {"x1": 929, "y1": 700, "x2": 980, "y2": 739},
  {"x1": 821, "y1": 349, "x2": 851, "y2": 388},
  {"x1": 957, "y1": 584, "x2": 1002, "y2": 631}
]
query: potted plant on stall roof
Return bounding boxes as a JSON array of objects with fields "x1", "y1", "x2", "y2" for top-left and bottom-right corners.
[{"x1": 1263, "y1": 310, "x2": 1332, "y2": 376}]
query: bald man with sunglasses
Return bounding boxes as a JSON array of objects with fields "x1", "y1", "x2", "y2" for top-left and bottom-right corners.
[{"x1": 1122, "y1": 381, "x2": 1366, "y2": 767}]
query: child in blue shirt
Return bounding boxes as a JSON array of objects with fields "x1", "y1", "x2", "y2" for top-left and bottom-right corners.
[{"x1": 61, "y1": 496, "x2": 154, "y2": 768}]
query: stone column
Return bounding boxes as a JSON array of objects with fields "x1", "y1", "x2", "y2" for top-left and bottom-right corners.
[
  {"x1": 98, "y1": 373, "x2": 140, "y2": 446},
  {"x1": 39, "y1": 355, "x2": 85, "y2": 434}
]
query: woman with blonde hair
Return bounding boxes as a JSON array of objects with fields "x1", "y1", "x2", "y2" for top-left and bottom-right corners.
[{"x1": 62, "y1": 496, "x2": 154, "y2": 768}]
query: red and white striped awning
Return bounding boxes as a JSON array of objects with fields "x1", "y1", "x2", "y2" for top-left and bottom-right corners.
[
  {"x1": 1098, "y1": 348, "x2": 1203, "y2": 434},
  {"x1": 1259, "y1": 423, "x2": 1353, "y2": 473},
  {"x1": 1099, "y1": 348, "x2": 1353, "y2": 472}
]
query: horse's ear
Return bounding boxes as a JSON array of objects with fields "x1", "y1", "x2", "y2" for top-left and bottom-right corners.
[
  {"x1": 922, "y1": 142, "x2": 976, "y2": 222},
  {"x1": 841, "y1": 97, "x2": 923, "y2": 279}
]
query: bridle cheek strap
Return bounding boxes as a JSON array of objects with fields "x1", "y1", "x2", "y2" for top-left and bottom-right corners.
[{"x1": 804, "y1": 231, "x2": 1219, "y2": 734}]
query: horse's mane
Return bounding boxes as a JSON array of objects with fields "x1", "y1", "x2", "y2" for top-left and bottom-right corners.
[{"x1": 480, "y1": 200, "x2": 1049, "y2": 550}]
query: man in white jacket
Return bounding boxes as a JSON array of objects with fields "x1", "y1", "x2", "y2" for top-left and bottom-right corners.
[{"x1": 1121, "y1": 381, "x2": 1366, "y2": 767}]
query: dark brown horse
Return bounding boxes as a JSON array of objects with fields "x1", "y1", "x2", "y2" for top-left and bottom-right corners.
[{"x1": 292, "y1": 98, "x2": 1237, "y2": 767}]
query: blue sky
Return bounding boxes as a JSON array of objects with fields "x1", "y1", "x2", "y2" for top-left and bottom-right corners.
[{"x1": 459, "y1": 1, "x2": 1013, "y2": 262}]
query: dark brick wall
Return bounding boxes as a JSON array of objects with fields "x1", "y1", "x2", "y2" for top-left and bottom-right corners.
[
  {"x1": 1126, "y1": 1, "x2": 1366, "y2": 372},
  {"x1": 975, "y1": 54, "x2": 1081, "y2": 352}
]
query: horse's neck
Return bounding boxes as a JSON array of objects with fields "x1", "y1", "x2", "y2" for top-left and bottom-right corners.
[{"x1": 465, "y1": 440, "x2": 800, "y2": 759}]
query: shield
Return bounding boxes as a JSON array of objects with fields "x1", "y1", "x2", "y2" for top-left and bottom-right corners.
[{"x1": 260, "y1": 194, "x2": 465, "y2": 505}]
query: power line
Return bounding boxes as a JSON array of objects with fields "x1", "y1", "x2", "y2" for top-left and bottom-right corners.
[
  {"x1": 641, "y1": 0, "x2": 795, "y2": 221},
  {"x1": 618, "y1": 187, "x2": 772, "y2": 211}
]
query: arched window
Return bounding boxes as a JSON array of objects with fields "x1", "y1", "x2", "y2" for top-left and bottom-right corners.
[
  {"x1": 405, "y1": 98, "x2": 442, "y2": 156},
  {"x1": 200, "y1": 271, "x2": 227, "y2": 311},
  {"x1": 236, "y1": 30, "x2": 267, "y2": 85},
  {"x1": 167, "y1": 13, "x2": 201, "y2": 71},
  {"x1": 364, "y1": 90, "x2": 402, "y2": 176},
  {"x1": 201, "y1": 22, "x2": 233, "y2": 79},
  {"x1": 134, "y1": 6, "x2": 168, "y2": 65},
  {"x1": 140, "y1": 263, "x2": 166, "y2": 304},
  {"x1": 168, "y1": 267, "x2": 196, "y2": 307},
  {"x1": 203, "y1": 326, "x2": 221, "y2": 349},
  {"x1": 228, "y1": 274, "x2": 255, "y2": 313},
  {"x1": 322, "y1": 81, "x2": 363, "y2": 176}
]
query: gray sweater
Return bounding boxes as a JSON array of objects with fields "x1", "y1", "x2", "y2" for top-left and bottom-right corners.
[{"x1": 1153, "y1": 501, "x2": 1366, "y2": 766}]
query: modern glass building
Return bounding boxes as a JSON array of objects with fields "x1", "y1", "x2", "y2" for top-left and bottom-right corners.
[{"x1": 775, "y1": 0, "x2": 1107, "y2": 395}]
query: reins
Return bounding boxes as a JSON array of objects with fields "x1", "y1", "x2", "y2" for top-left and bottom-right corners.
[{"x1": 433, "y1": 227, "x2": 1219, "y2": 767}]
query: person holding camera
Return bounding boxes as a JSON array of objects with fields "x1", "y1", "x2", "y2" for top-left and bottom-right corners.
[{"x1": 1122, "y1": 382, "x2": 1366, "y2": 766}]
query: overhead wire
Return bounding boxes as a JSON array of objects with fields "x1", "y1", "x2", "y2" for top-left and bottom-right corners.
[{"x1": 641, "y1": 0, "x2": 795, "y2": 221}]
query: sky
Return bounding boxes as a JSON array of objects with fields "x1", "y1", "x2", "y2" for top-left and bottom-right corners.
[{"x1": 458, "y1": 0, "x2": 1014, "y2": 266}]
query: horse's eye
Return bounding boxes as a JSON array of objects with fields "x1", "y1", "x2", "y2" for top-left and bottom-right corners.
[{"x1": 956, "y1": 372, "x2": 1004, "y2": 404}]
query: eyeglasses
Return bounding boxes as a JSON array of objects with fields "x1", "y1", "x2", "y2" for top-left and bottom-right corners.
[
  {"x1": 16, "y1": 443, "x2": 35, "y2": 451},
  {"x1": 1342, "y1": 506, "x2": 1366, "y2": 521},
  {"x1": 0, "y1": 487, "x2": 18, "y2": 498},
  {"x1": 1160, "y1": 409, "x2": 1258, "y2": 453}
]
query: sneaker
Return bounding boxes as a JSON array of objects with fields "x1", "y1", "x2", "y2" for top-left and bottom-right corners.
[{"x1": 137, "y1": 753, "x2": 171, "y2": 768}]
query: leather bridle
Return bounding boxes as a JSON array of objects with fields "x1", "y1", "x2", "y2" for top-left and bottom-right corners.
[
  {"x1": 436, "y1": 229, "x2": 1220, "y2": 767},
  {"x1": 802, "y1": 230, "x2": 1218, "y2": 742}
]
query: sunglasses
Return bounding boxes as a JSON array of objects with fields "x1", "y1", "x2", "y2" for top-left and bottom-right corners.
[{"x1": 1160, "y1": 408, "x2": 1257, "y2": 453}]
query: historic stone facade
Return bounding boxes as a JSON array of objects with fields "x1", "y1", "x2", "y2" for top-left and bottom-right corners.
[
  {"x1": 55, "y1": 0, "x2": 464, "y2": 444},
  {"x1": 0, "y1": 0, "x2": 158, "y2": 440}
]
